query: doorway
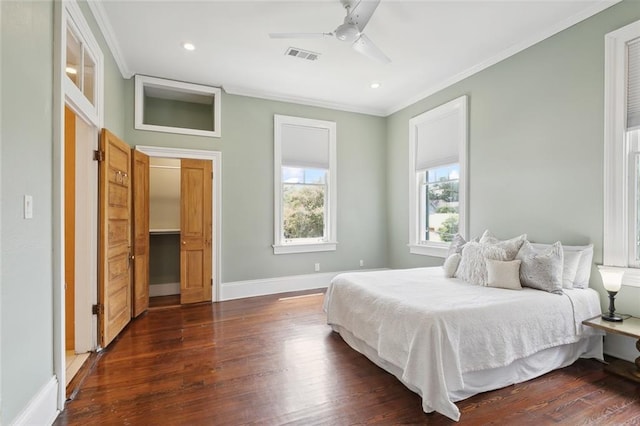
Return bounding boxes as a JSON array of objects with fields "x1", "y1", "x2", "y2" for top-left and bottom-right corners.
[
  {"x1": 136, "y1": 146, "x2": 222, "y2": 303},
  {"x1": 148, "y1": 157, "x2": 181, "y2": 307},
  {"x1": 63, "y1": 105, "x2": 98, "y2": 385}
]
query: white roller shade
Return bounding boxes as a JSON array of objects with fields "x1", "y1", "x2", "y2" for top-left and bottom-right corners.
[
  {"x1": 281, "y1": 124, "x2": 330, "y2": 169},
  {"x1": 628, "y1": 38, "x2": 640, "y2": 131},
  {"x1": 415, "y1": 110, "x2": 460, "y2": 171}
]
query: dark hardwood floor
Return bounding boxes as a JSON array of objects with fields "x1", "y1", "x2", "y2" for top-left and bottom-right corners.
[{"x1": 55, "y1": 289, "x2": 640, "y2": 425}]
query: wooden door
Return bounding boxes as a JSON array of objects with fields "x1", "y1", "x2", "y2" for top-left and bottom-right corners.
[
  {"x1": 98, "y1": 129, "x2": 132, "y2": 348},
  {"x1": 132, "y1": 150, "x2": 150, "y2": 317},
  {"x1": 180, "y1": 159, "x2": 212, "y2": 304}
]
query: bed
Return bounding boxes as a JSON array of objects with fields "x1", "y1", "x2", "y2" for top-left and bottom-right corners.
[{"x1": 323, "y1": 267, "x2": 603, "y2": 422}]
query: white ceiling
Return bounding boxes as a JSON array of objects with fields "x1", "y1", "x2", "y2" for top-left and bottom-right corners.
[{"x1": 92, "y1": 0, "x2": 618, "y2": 116}]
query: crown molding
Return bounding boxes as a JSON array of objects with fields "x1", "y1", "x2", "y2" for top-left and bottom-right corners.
[
  {"x1": 86, "y1": 0, "x2": 133, "y2": 79},
  {"x1": 384, "y1": 0, "x2": 622, "y2": 116},
  {"x1": 223, "y1": 84, "x2": 387, "y2": 117}
]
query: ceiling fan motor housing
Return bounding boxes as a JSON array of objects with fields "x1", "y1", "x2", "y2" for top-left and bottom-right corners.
[{"x1": 335, "y1": 23, "x2": 360, "y2": 42}]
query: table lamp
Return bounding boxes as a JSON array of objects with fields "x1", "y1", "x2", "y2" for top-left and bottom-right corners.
[{"x1": 598, "y1": 265, "x2": 625, "y2": 322}]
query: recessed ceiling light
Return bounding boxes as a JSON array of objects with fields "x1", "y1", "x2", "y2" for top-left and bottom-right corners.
[
  {"x1": 183, "y1": 42, "x2": 195, "y2": 51},
  {"x1": 65, "y1": 66, "x2": 77, "y2": 75},
  {"x1": 370, "y1": 82, "x2": 381, "y2": 89}
]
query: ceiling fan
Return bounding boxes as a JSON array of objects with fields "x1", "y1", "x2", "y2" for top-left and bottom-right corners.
[{"x1": 269, "y1": 0, "x2": 391, "y2": 64}]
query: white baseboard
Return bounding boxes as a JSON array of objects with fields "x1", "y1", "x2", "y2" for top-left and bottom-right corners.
[
  {"x1": 149, "y1": 282, "x2": 180, "y2": 297},
  {"x1": 220, "y1": 268, "x2": 384, "y2": 301},
  {"x1": 10, "y1": 376, "x2": 59, "y2": 426}
]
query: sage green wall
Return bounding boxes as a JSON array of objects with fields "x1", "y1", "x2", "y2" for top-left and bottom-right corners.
[
  {"x1": 144, "y1": 96, "x2": 213, "y2": 131},
  {"x1": 1, "y1": 1, "x2": 54, "y2": 423},
  {"x1": 124, "y1": 84, "x2": 388, "y2": 283},
  {"x1": 78, "y1": 0, "x2": 127, "y2": 136},
  {"x1": 0, "y1": 1, "x2": 126, "y2": 423},
  {"x1": 387, "y1": 0, "x2": 640, "y2": 360},
  {"x1": 149, "y1": 234, "x2": 180, "y2": 285}
]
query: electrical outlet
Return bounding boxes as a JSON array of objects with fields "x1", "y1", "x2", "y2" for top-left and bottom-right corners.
[
  {"x1": 359, "y1": 259, "x2": 364, "y2": 267},
  {"x1": 314, "y1": 263, "x2": 320, "y2": 272}
]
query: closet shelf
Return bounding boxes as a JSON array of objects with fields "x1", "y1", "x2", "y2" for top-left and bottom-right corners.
[{"x1": 149, "y1": 229, "x2": 180, "y2": 235}]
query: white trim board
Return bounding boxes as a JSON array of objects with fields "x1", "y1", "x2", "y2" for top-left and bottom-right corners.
[
  {"x1": 10, "y1": 376, "x2": 59, "y2": 426},
  {"x1": 149, "y1": 282, "x2": 180, "y2": 297},
  {"x1": 220, "y1": 269, "x2": 386, "y2": 301}
]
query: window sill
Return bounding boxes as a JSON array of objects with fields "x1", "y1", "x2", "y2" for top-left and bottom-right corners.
[
  {"x1": 273, "y1": 242, "x2": 337, "y2": 255},
  {"x1": 408, "y1": 243, "x2": 448, "y2": 258}
]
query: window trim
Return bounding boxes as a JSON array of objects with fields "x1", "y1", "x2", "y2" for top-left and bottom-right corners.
[
  {"x1": 273, "y1": 115, "x2": 337, "y2": 254},
  {"x1": 603, "y1": 19, "x2": 640, "y2": 287},
  {"x1": 408, "y1": 96, "x2": 468, "y2": 258}
]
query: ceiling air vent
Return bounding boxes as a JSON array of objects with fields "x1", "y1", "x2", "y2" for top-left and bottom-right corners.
[{"x1": 285, "y1": 47, "x2": 320, "y2": 61}]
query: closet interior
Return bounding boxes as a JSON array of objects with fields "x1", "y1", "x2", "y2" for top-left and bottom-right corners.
[{"x1": 149, "y1": 157, "x2": 181, "y2": 307}]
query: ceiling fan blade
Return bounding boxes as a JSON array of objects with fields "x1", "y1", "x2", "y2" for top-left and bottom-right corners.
[
  {"x1": 269, "y1": 32, "x2": 330, "y2": 39},
  {"x1": 352, "y1": 33, "x2": 390, "y2": 64},
  {"x1": 345, "y1": 0, "x2": 381, "y2": 33}
]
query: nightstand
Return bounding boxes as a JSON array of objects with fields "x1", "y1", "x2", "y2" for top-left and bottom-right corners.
[{"x1": 582, "y1": 315, "x2": 640, "y2": 383}]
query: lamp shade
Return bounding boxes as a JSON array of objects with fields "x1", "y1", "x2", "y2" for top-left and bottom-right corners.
[{"x1": 597, "y1": 266, "x2": 624, "y2": 292}]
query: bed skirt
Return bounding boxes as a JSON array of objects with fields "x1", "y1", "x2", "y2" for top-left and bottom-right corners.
[{"x1": 331, "y1": 324, "x2": 603, "y2": 415}]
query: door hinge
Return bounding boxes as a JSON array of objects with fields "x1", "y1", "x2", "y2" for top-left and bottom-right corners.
[
  {"x1": 92, "y1": 304, "x2": 104, "y2": 315},
  {"x1": 211, "y1": 171, "x2": 214, "y2": 180},
  {"x1": 93, "y1": 150, "x2": 105, "y2": 162}
]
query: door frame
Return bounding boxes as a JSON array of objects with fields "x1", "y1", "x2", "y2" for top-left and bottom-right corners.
[
  {"x1": 53, "y1": 0, "x2": 105, "y2": 409},
  {"x1": 135, "y1": 146, "x2": 222, "y2": 302}
]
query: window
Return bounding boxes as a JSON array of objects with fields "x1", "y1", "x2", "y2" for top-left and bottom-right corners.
[
  {"x1": 409, "y1": 96, "x2": 468, "y2": 257},
  {"x1": 420, "y1": 164, "x2": 460, "y2": 243},
  {"x1": 134, "y1": 75, "x2": 222, "y2": 138},
  {"x1": 273, "y1": 115, "x2": 337, "y2": 254},
  {"x1": 603, "y1": 20, "x2": 640, "y2": 287},
  {"x1": 63, "y1": 1, "x2": 103, "y2": 127}
]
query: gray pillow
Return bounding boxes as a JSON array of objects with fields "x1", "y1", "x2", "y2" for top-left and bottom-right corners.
[
  {"x1": 456, "y1": 242, "x2": 508, "y2": 286},
  {"x1": 516, "y1": 241, "x2": 564, "y2": 294},
  {"x1": 530, "y1": 242, "x2": 593, "y2": 288},
  {"x1": 479, "y1": 230, "x2": 527, "y2": 261},
  {"x1": 446, "y1": 233, "x2": 478, "y2": 258}
]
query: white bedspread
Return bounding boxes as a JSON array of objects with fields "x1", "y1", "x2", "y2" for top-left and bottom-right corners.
[{"x1": 323, "y1": 267, "x2": 602, "y2": 421}]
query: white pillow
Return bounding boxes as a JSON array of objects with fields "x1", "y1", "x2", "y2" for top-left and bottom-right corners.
[
  {"x1": 516, "y1": 241, "x2": 564, "y2": 294},
  {"x1": 479, "y1": 230, "x2": 527, "y2": 261},
  {"x1": 486, "y1": 259, "x2": 522, "y2": 290},
  {"x1": 562, "y1": 251, "x2": 581, "y2": 289},
  {"x1": 530, "y1": 243, "x2": 593, "y2": 288},
  {"x1": 443, "y1": 253, "x2": 461, "y2": 278},
  {"x1": 456, "y1": 242, "x2": 508, "y2": 286}
]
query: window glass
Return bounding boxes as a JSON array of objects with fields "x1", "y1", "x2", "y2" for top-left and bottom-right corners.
[
  {"x1": 66, "y1": 27, "x2": 81, "y2": 89},
  {"x1": 282, "y1": 167, "x2": 327, "y2": 241},
  {"x1": 422, "y1": 164, "x2": 459, "y2": 243},
  {"x1": 83, "y1": 48, "x2": 96, "y2": 105}
]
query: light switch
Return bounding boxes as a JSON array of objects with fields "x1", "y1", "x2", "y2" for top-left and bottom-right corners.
[{"x1": 24, "y1": 195, "x2": 33, "y2": 219}]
